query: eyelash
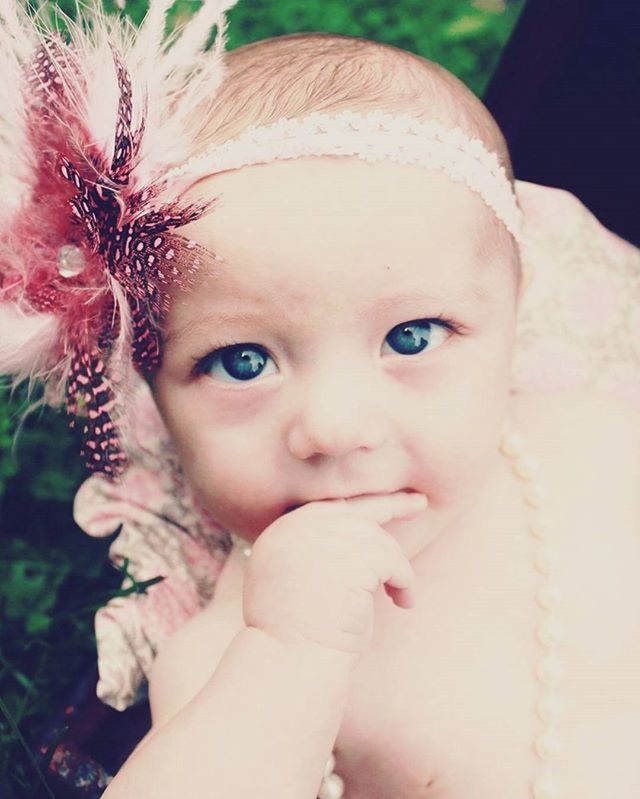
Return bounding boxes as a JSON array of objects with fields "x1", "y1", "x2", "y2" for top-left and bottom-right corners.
[{"x1": 190, "y1": 314, "x2": 466, "y2": 377}]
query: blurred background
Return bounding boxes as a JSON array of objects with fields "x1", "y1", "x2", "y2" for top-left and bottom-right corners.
[{"x1": 4, "y1": 0, "x2": 638, "y2": 795}]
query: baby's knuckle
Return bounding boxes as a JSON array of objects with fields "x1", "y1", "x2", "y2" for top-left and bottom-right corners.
[{"x1": 356, "y1": 564, "x2": 382, "y2": 593}]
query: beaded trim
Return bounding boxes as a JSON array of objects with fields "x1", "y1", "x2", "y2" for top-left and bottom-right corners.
[
  {"x1": 500, "y1": 419, "x2": 565, "y2": 799},
  {"x1": 166, "y1": 110, "x2": 524, "y2": 244},
  {"x1": 229, "y1": 418, "x2": 564, "y2": 798}
]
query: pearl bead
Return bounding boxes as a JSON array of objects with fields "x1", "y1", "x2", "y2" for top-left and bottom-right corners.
[
  {"x1": 534, "y1": 548, "x2": 558, "y2": 575},
  {"x1": 525, "y1": 482, "x2": 548, "y2": 507},
  {"x1": 529, "y1": 513, "x2": 552, "y2": 540},
  {"x1": 532, "y1": 774, "x2": 562, "y2": 798},
  {"x1": 536, "y1": 653, "x2": 564, "y2": 685},
  {"x1": 57, "y1": 244, "x2": 87, "y2": 277},
  {"x1": 324, "y1": 753, "x2": 336, "y2": 777},
  {"x1": 536, "y1": 583, "x2": 564, "y2": 609},
  {"x1": 537, "y1": 616, "x2": 565, "y2": 646},
  {"x1": 318, "y1": 772, "x2": 345, "y2": 799},
  {"x1": 514, "y1": 454, "x2": 540, "y2": 479},
  {"x1": 536, "y1": 694, "x2": 564, "y2": 723},
  {"x1": 230, "y1": 532, "x2": 253, "y2": 558},
  {"x1": 535, "y1": 727, "x2": 563, "y2": 759},
  {"x1": 499, "y1": 430, "x2": 524, "y2": 456}
]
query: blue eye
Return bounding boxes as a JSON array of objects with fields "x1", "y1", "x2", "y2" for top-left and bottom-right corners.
[
  {"x1": 383, "y1": 319, "x2": 450, "y2": 356},
  {"x1": 194, "y1": 317, "x2": 459, "y2": 384},
  {"x1": 197, "y1": 344, "x2": 276, "y2": 383}
]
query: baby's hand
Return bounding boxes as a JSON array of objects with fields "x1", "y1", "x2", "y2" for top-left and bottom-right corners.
[{"x1": 242, "y1": 492, "x2": 428, "y2": 661}]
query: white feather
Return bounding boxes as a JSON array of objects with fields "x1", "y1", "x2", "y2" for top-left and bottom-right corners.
[
  {"x1": 158, "y1": 0, "x2": 233, "y2": 76},
  {"x1": 0, "y1": 301, "x2": 60, "y2": 378},
  {"x1": 133, "y1": 0, "x2": 176, "y2": 62},
  {"x1": 1, "y1": 0, "x2": 240, "y2": 198},
  {"x1": 130, "y1": 0, "x2": 238, "y2": 183},
  {"x1": 62, "y1": 0, "x2": 239, "y2": 184},
  {"x1": 0, "y1": 1, "x2": 36, "y2": 217}
]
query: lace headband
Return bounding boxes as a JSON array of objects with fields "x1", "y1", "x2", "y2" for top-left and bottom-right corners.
[{"x1": 168, "y1": 110, "x2": 523, "y2": 242}]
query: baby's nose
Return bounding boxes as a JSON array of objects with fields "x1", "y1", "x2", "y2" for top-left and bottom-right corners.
[{"x1": 286, "y1": 374, "x2": 387, "y2": 460}]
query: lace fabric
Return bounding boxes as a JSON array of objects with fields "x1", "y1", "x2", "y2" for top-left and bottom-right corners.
[
  {"x1": 73, "y1": 179, "x2": 640, "y2": 710},
  {"x1": 512, "y1": 181, "x2": 640, "y2": 399}
]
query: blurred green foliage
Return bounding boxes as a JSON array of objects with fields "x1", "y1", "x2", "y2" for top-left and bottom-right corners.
[
  {"x1": 0, "y1": 0, "x2": 524, "y2": 795},
  {"x1": 0, "y1": 382, "x2": 120, "y2": 798}
]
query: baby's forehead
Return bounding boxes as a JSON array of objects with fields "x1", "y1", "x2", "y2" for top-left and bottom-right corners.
[
  {"x1": 182, "y1": 158, "x2": 495, "y2": 276},
  {"x1": 165, "y1": 158, "x2": 512, "y2": 338}
]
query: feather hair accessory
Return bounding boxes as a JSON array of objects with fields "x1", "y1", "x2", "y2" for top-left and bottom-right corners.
[{"x1": 0, "y1": 0, "x2": 240, "y2": 481}]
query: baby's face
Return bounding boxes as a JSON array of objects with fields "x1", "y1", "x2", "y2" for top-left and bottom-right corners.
[{"x1": 151, "y1": 158, "x2": 522, "y2": 560}]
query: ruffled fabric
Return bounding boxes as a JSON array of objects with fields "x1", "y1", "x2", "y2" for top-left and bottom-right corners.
[
  {"x1": 74, "y1": 389, "x2": 233, "y2": 710},
  {"x1": 73, "y1": 179, "x2": 640, "y2": 711}
]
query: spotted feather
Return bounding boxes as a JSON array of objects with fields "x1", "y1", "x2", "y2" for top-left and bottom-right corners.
[
  {"x1": 66, "y1": 345, "x2": 127, "y2": 478},
  {"x1": 24, "y1": 36, "x2": 68, "y2": 108},
  {"x1": 131, "y1": 313, "x2": 161, "y2": 376},
  {"x1": 108, "y1": 43, "x2": 139, "y2": 187},
  {"x1": 3, "y1": 14, "x2": 227, "y2": 483}
]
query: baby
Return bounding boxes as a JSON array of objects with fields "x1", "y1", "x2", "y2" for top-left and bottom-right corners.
[
  {"x1": 0, "y1": 3, "x2": 636, "y2": 793},
  {"x1": 94, "y1": 31, "x2": 640, "y2": 799}
]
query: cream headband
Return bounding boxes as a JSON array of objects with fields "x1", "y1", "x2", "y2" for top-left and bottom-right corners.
[{"x1": 168, "y1": 109, "x2": 524, "y2": 244}]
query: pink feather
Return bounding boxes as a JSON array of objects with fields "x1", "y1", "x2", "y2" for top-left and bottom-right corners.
[{"x1": 0, "y1": 0, "x2": 236, "y2": 480}]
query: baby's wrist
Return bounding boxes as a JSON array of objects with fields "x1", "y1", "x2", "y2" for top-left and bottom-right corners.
[{"x1": 243, "y1": 624, "x2": 360, "y2": 670}]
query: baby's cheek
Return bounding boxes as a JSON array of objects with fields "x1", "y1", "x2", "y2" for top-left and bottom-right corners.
[
  {"x1": 414, "y1": 417, "x2": 498, "y2": 502},
  {"x1": 187, "y1": 448, "x2": 282, "y2": 533}
]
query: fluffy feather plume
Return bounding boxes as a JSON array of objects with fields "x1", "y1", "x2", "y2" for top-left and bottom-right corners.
[
  {"x1": 0, "y1": 0, "x2": 239, "y2": 480},
  {"x1": 0, "y1": 303, "x2": 59, "y2": 380}
]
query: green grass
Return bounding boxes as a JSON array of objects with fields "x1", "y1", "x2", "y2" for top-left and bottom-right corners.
[{"x1": 0, "y1": 1, "x2": 525, "y2": 795}]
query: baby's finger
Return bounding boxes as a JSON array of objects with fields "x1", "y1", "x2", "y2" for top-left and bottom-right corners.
[
  {"x1": 340, "y1": 491, "x2": 428, "y2": 523},
  {"x1": 374, "y1": 534, "x2": 418, "y2": 606},
  {"x1": 385, "y1": 582, "x2": 416, "y2": 609}
]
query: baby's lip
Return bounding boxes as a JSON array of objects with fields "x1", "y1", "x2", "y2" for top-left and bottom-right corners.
[{"x1": 284, "y1": 488, "x2": 418, "y2": 514}]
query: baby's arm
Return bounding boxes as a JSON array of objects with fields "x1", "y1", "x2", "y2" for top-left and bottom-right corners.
[
  {"x1": 102, "y1": 615, "x2": 353, "y2": 798},
  {"x1": 102, "y1": 487, "x2": 420, "y2": 797}
]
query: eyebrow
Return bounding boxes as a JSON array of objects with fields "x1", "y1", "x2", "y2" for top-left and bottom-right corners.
[{"x1": 165, "y1": 283, "x2": 490, "y2": 348}]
